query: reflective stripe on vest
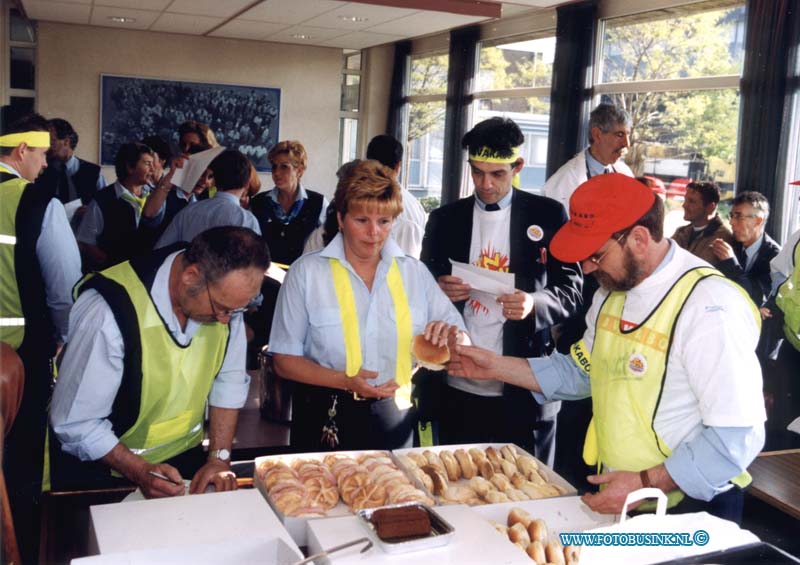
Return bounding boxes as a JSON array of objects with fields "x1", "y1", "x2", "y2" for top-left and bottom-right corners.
[
  {"x1": 0, "y1": 172, "x2": 30, "y2": 349},
  {"x1": 81, "y1": 261, "x2": 229, "y2": 465},
  {"x1": 329, "y1": 257, "x2": 413, "y2": 408},
  {"x1": 582, "y1": 267, "x2": 758, "y2": 508},
  {"x1": 776, "y1": 238, "x2": 800, "y2": 351}
]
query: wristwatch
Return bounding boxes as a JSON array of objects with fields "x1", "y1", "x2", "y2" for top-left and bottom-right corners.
[{"x1": 209, "y1": 448, "x2": 231, "y2": 462}]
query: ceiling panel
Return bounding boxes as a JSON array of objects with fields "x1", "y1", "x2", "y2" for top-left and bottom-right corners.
[
  {"x1": 368, "y1": 10, "x2": 486, "y2": 36},
  {"x1": 238, "y1": 0, "x2": 341, "y2": 25},
  {"x1": 23, "y1": 0, "x2": 91, "y2": 23},
  {"x1": 90, "y1": 5, "x2": 161, "y2": 29},
  {"x1": 265, "y1": 24, "x2": 347, "y2": 44},
  {"x1": 96, "y1": 0, "x2": 171, "y2": 10},
  {"x1": 302, "y1": 2, "x2": 418, "y2": 30},
  {"x1": 208, "y1": 19, "x2": 289, "y2": 41},
  {"x1": 150, "y1": 13, "x2": 223, "y2": 34},
  {"x1": 318, "y1": 30, "x2": 403, "y2": 49},
  {"x1": 166, "y1": 0, "x2": 256, "y2": 18}
]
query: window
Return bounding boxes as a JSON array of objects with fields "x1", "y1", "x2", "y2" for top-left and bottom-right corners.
[
  {"x1": 404, "y1": 53, "x2": 448, "y2": 209},
  {"x1": 3, "y1": 7, "x2": 36, "y2": 129},
  {"x1": 338, "y1": 50, "x2": 362, "y2": 166},
  {"x1": 470, "y1": 33, "x2": 556, "y2": 194},
  {"x1": 596, "y1": 1, "x2": 746, "y2": 232}
]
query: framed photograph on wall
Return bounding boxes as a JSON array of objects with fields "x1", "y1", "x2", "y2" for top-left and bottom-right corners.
[{"x1": 100, "y1": 74, "x2": 280, "y2": 172}]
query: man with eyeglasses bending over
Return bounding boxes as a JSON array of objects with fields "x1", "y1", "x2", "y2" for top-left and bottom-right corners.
[
  {"x1": 50, "y1": 226, "x2": 270, "y2": 497},
  {"x1": 449, "y1": 174, "x2": 765, "y2": 523},
  {"x1": 712, "y1": 191, "x2": 781, "y2": 307}
]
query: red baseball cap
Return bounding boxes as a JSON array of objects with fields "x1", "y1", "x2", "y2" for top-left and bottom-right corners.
[{"x1": 550, "y1": 173, "x2": 656, "y2": 262}]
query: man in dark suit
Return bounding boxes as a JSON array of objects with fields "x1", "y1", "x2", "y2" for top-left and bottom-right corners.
[
  {"x1": 421, "y1": 117, "x2": 583, "y2": 465},
  {"x1": 712, "y1": 191, "x2": 780, "y2": 306}
]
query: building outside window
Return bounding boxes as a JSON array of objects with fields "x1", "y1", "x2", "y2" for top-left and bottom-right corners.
[
  {"x1": 596, "y1": 0, "x2": 746, "y2": 230},
  {"x1": 338, "y1": 50, "x2": 362, "y2": 166}
]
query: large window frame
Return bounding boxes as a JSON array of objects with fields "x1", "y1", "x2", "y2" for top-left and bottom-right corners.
[{"x1": 338, "y1": 50, "x2": 363, "y2": 167}]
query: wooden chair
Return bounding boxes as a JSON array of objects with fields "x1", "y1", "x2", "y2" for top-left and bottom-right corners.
[{"x1": 0, "y1": 342, "x2": 25, "y2": 565}]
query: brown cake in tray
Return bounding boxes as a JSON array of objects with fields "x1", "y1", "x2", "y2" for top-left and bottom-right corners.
[{"x1": 370, "y1": 505, "x2": 432, "y2": 541}]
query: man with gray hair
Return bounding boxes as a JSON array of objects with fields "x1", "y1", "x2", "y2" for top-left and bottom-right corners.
[
  {"x1": 712, "y1": 191, "x2": 780, "y2": 306},
  {"x1": 543, "y1": 103, "x2": 634, "y2": 208}
]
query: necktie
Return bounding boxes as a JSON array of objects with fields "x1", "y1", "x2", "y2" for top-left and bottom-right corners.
[
  {"x1": 735, "y1": 245, "x2": 747, "y2": 269},
  {"x1": 121, "y1": 190, "x2": 147, "y2": 213},
  {"x1": 604, "y1": 166, "x2": 614, "y2": 174},
  {"x1": 485, "y1": 203, "x2": 500, "y2": 211}
]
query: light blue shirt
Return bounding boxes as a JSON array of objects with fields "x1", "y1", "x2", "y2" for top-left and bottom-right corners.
[
  {"x1": 50, "y1": 251, "x2": 250, "y2": 462},
  {"x1": 64, "y1": 155, "x2": 106, "y2": 194},
  {"x1": 474, "y1": 189, "x2": 513, "y2": 211},
  {"x1": 0, "y1": 162, "x2": 81, "y2": 343},
  {"x1": 743, "y1": 233, "x2": 764, "y2": 271},
  {"x1": 155, "y1": 191, "x2": 261, "y2": 248},
  {"x1": 585, "y1": 149, "x2": 613, "y2": 178},
  {"x1": 269, "y1": 233, "x2": 465, "y2": 386},
  {"x1": 267, "y1": 183, "x2": 329, "y2": 225},
  {"x1": 529, "y1": 242, "x2": 762, "y2": 502}
]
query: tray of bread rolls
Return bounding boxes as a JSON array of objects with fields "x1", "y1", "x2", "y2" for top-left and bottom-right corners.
[
  {"x1": 473, "y1": 499, "x2": 615, "y2": 564},
  {"x1": 254, "y1": 450, "x2": 435, "y2": 546},
  {"x1": 394, "y1": 443, "x2": 576, "y2": 506}
]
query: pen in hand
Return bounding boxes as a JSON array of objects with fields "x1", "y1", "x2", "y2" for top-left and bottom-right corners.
[{"x1": 148, "y1": 469, "x2": 183, "y2": 486}]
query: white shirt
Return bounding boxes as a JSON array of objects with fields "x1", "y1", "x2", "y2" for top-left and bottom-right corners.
[
  {"x1": 542, "y1": 148, "x2": 634, "y2": 210},
  {"x1": 50, "y1": 251, "x2": 250, "y2": 462}
]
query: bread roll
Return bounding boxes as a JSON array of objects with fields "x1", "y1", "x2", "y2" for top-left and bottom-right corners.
[
  {"x1": 485, "y1": 446, "x2": 504, "y2": 468},
  {"x1": 484, "y1": 490, "x2": 510, "y2": 503},
  {"x1": 420, "y1": 464, "x2": 448, "y2": 495},
  {"x1": 527, "y1": 540, "x2": 546, "y2": 564},
  {"x1": 412, "y1": 334, "x2": 450, "y2": 370},
  {"x1": 500, "y1": 459, "x2": 518, "y2": 477},
  {"x1": 441, "y1": 484, "x2": 476, "y2": 504},
  {"x1": 545, "y1": 541, "x2": 565, "y2": 564},
  {"x1": 396, "y1": 454, "x2": 417, "y2": 469},
  {"x1": 500, "y1": 444, "x2": 517, "y2": 462},
  {"x1": 506, "y1": 488, "x2": 529, "y2": 502},
  {"x1": 407, "y1": 452, "x2": 428, "y2": 467},
  {"x1": 453, "y1": 449, "x2": 477, "y2": 479},
  {"x1": 564, "y1": 545, "x2": 581, "y2": 563},
  {"x1": 507, "y1": 507, "x2": 532, "y2": 528},
  {"x1": 478, "y1": 459, "x2": 495, "y2": 480},
  {"x1": 423, "y1": 450, "x2": 445, "y2": 471},
  {"x1": 528, "y1": 518, "x2": 548, "y2": 543},
  {"x1": 507, "y1": 522, "x2": 531, "y2": 546},
  {"x1": 490, "y1": 473, "x2": 511, "y2": 492},
  {"x1": 439, "y1": 450, "x2": 461, "y2": 481},
  {"x1": 469, "y1": 447, "x2": 487, "y2": 463},
  {"x1": 468, "y1": 476, "x2": 494, "y2": 498}
]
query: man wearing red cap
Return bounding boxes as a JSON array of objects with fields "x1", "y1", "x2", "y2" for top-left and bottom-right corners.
[{"x1": 450, "y1": 173, "x2": 765, "y2": 522}]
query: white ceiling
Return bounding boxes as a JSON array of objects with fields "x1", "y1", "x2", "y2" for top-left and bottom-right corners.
[{"x1": 20, "y1": 0, "x2": 563, "y2": 49}]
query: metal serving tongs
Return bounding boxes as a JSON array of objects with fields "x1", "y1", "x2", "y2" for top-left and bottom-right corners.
[{"x1": 292, "y1": 537, "x2": 373, "y2": 565}]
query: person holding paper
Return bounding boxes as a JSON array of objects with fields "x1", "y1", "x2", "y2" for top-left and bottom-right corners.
[
  {"x1": 270, "y1": 160, "x2": 466, "y2": 452},
  {"x1": 0, "y1": 113, "x2": 82, "y2": 562},
  {"x1": 76, "y1": 142, "x2": 156, "y2": 271},
  {"x1": 155, "y1": 149, "x2": 261, "y2": 249},
  {"x1": 421, "y1": 117, "x2": 582, "y2": 465}
]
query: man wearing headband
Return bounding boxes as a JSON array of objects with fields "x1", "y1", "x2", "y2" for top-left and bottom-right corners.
[
  {"x1": 422, "y1": 117, "x2": 582, "y2": 464},
  {"x1": 0, "y1": 113, "x2": 82, "y2": 561},
  {"x1": 542, "y1": 103, "x2": 634, "y2": 209},
  {"x1": 450, "y1": 174, "x2": 765, "y2": 522}
]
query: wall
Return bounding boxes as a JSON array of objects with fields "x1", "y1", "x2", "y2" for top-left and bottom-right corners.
[
  {"x1": 361, "y1": 43, "x2": 394, "y2": 151},
  {"x1": 35, "y1": 22, "x2": 342, "y2": 196}
]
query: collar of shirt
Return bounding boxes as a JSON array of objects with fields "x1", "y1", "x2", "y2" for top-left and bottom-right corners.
[
  {"x1": 585, "y1": 147, "x2": 614, "y2": 177},
  {"x1": 212, "y1": 190, "x2": 241, "y2": 206},
  {"x1": 269, "y1": 184, "x2": 308, "y2": 224},
  {"x1": 152, "y1": 250, "x2": 199, "y2": 344},
  {"x1": 474, "y1": 189, "x2": 513, "y2": 211},
  {"x1": 64, "y1": 155, "x2": 80, "y2": 176},
  {"x1": 112, "y1": 180, "x2": 150, "y2": 199},
  {"x1": 0, "y1": 162, "x2": 22, "y2": 177},
  {"x1": 320, "y1": 231, "x2": 405, "y2": 270},
  {"x1": 744, "y1": 233, "x2": 764, "y2": 269}
]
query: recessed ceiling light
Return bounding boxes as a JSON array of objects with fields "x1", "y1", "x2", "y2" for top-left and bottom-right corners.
[
  {"x1": 108, "y1": 16, "x2": 136, "y2": 23},
  {"x1": 339, "y1": 15, "x2": 367, "y2": 23},
  {"x1": 291, "y1": 34, "x2": 310, "y2": 40}
]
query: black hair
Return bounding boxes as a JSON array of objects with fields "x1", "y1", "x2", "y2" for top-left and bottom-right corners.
[
  {"x1": 209, "y1": 149, "x2": 252, "y2": 191},
  {"x1": 686, "y1": 181, "x2": 721, "y2": 207},
  {"x1": 366, "y1": 135, "x2": 403, "y2": 169},
  {"x1": 461, "y1": 117, "x2": 524, "y2": 160},
  {"x1": 141, "y1": 135, "x2": 173, "y2": 165},
  {"x1": 183, "y1": 226, "x2": 270, "y2": 284},
  {"x1": 114, "y1": 142, "x2": 154, "y2": 181},
  {"x1": 48, "y1": 118, "x2": 78, "y2": 149}
]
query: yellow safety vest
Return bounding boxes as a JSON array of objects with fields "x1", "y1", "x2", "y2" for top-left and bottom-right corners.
[
  {"x1": 576, "y1": 267, "x2": 758, "y2": 508},
  {"x1": 0, "y1": 170, "x2": 30, "y2": 349},
  {"x1": 776, "y1": 239, "x2": 800, "y2": 351},
  {"x1": 79, "y1": 260, "x2": 229, "y2": 464},
  {"x1": 329, "y1": 257, "x2": 413, "y2": 409}
]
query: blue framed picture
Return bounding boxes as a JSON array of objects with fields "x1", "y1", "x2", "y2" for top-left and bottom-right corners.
[{"x1": 99, "y1": 74, "x2": 280, "y2": 172}]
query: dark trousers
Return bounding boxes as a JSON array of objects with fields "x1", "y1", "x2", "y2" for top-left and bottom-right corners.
[
  {"x1": 438, "y1": 385, "x2": 557, "y2": 467},
  {"x1": 3, "y1": 344, "x2": 52, "y2": 564},
  {"x1": 290, "y1": 382, "x2": 415, "y2": 452}
]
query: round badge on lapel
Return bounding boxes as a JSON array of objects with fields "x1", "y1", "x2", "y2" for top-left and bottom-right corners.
[
  {"x1": 627, "y1": 352, "x2": 647, "y2": 377},
  {"x1": 527, "y1": 225, "x2": 544, "y2": 242}
]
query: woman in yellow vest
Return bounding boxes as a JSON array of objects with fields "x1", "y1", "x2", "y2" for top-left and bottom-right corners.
[{"x1": 270, "y1": 160, "x2": 467, "y2": 451}]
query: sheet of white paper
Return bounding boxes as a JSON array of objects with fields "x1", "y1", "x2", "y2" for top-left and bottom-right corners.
[
  {"x1": 788, "y1": 416, "x2": 800, "y2": 435},
  {"x1": 170, "y1": 146, "x2": 225, "y2": 191},
  {"x1": 449, "y1": 259, "x2": 515, "y2": 296},
  {"x1": 63, "y1": 198, "x2": 82, "y2": 221}
]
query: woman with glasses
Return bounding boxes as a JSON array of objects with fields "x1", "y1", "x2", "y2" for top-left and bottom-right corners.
[{"x1": 269, "y1": 160, "x2": 467, "y2": 451}]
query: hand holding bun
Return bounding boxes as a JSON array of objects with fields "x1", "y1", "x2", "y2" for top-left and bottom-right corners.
[{"x1": 412, "y1": 334, "x2": 450, "y2": 370}]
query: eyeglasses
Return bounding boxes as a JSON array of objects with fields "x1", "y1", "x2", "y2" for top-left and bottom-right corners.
[
  {"x1": 730, "y1": 212, "x2": 758, "y2": 221},
  {"x1": 586, "y1": 231, "x2": 628, "y2": 266},
  {"x1": 205, "y1": 281, "x2": 248, "y2": 319}
]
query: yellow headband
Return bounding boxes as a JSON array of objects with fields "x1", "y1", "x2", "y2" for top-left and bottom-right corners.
[
  {"x1": 0, "y1": 131, "x2": 51, "y2": 148},
  {"x1": 469, "y1": 146, "x2": 522, "y2": 188},
  {"x1": 468, "y1": 146, "x2": 521, "y2": 164}
]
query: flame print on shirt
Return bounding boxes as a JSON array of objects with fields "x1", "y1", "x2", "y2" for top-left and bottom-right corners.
[{"x1": 467, "y1": 245, "x2": 510, "y2": 315}]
